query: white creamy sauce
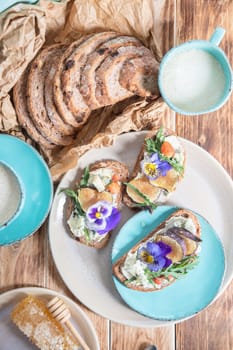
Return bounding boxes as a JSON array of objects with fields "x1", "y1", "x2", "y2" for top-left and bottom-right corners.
[
  {"x1": 121, "y1": 216, "x2": 196, "y2": 288},
  {"x1": 0, "y1": 164, "x2": 22, "y2": 226},
  {"x1": 161, "y1": 49, "x2": 226, "y2": 112}
]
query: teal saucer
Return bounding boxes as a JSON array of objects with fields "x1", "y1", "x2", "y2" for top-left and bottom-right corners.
[
  {"x1": 112, "y1": 205, "x2": 225, "y2": 321},
  {"x1": 0, "y1": 134, "x2": 53, "y2": 245}
]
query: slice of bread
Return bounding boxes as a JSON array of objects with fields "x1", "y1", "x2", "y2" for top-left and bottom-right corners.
[
  {"x1": 13, "y1": 66, "x2": 57, "y2": 150},
  {"x1": 123, "y1": 127, "x2": 185, "y2": 209},
  {"x1": 11, "y1": 295, "x2": 81, "y2": 349},
  {"x1": 79, "y1": 35, "x2": 142, "y2": 110},
  {"x1": 27, "y1": 44, "x2": 75, "y2": 146},
  {"x1": 95, "y1": 45, "x2": 153, "y2": 107},
  {"x1": 64, "y1": 160, "x2": 129, "y2": 249},
  {"x1": 61, "y1": 31, "x2": 117, "y2": 117},
  {"x1": 112, "y1": 209, "x2": 201, "y2": 292},
  {"x1": 53, "y1": 36, "x2": 90, "y2": 128},
  {"x1": 44, "y1": 47, "x2": 77, "y2": 137},
  {"x1": 119, "y1": 55, "x2": 159, "y2": 97}
]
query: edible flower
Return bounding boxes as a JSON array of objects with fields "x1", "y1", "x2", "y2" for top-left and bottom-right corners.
[
  {"x1": 141, "y1": 152, "x2": 172, "y2": 180},
  {"x1": 86, "y1": 200, "x2": 121, "y2": 234},
  {"x1": 138, "y1": 241, "x2": 172, "y2": 272}
]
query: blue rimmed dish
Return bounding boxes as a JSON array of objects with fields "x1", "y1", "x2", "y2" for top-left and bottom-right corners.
[
  {"x1": 0, "y1": 134, "x2": 53, "y2": 245},
  {"x1": 112, "y1": 205, "x2": 225, "y2": 321}
]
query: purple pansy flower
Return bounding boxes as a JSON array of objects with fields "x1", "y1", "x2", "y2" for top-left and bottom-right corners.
[
  {"x1": 138, "y1": 241, "x2": 172, "y2": 272},
  {"x1": 86, "y1": 200, "x2": 121, "y2": 234},
  {"x1": 141, "y1": 152, "x2": 172, "y2": 180}
]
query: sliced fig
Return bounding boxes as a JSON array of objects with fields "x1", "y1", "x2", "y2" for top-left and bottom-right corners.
[
  {"x1": 126, "y1": 177, "x2": 161, "y2": 204},
  {"x1": 166, "y1": 227, "x2": 201, "y2": 255},
  {"x1": 155, "y1": 234, "x2": 185, "y2": 262},
  {"x1": 78, "y1": 188, "x2": 112, "y2": 211},
  {"x1": 167, "y1": 227, "x2": 202, "y2": 242},
  {"x1": 149, "y1": 169, "x2": 178, "y2": 192}
]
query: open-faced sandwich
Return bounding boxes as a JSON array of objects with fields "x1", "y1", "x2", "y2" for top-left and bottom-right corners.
[
  {"x1": 62, "y1": 160, "x2": 129, "y2": 248},
  {"x1": 113, "y1": 209, "x2": 202, "y2": 291},
  {"x1": 123, "y1": 127, "x2": 185, "y2": 211}
]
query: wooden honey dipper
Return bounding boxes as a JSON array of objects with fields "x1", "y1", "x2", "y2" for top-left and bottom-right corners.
[{"x1": 47, "y1": 296, "x2": 91, "y2": 350}]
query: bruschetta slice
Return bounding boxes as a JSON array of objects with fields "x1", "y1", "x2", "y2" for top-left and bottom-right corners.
[
  {"x1": 62, "y1": 160, "x2": 129, "y2": 248},
  {"x1": 112, "y1": 209, "x2": 201, "y2": 291},
  {"x1": 123, "y1": 127, "x2": 185, "y2": 211}
]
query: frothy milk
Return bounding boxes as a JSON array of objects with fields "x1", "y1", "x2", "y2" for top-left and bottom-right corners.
[
  {"x1": 0, "y1": 164, "x2": 22, "y2": 226},
  {"x1": 161, "y1": 49, "x2": 226, "y2": 112}
]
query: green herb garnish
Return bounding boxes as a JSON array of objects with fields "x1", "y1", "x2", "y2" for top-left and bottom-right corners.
[
  {"x1": 60, "y1": 188, "x2": 85, "y2": 216},
  {"x1": 144, "y1": 255, "x2": 199, "y2": 282},
  {"x1": 79, "y1": 166, "x2": 90, "y2": 187},
  {"x1": 124, "y1": 182, "x2": 157, "y2": 212}
]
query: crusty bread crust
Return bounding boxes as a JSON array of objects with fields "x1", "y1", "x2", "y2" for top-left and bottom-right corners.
[
  {"x1": 65, "y1": 160, "x2": 129, "y2": 249},
  {"x1": 123, "y1": 127, "x2": 186, "y2": 208},
  {"x1": 112, "y1": 209, "x2": 201, "y2": 291}
]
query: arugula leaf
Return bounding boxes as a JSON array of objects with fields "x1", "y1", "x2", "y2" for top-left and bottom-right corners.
[
  {"x1": 79, "y1": 166, "x2": 90, "y2": 187},
  {"x1": 124, "y1": 182, "x2": 157, "y2": 211},
  {"x1": 60, "y1": 188, "x2": 85, "y2": 216},
  {"x1": 144, "y1": 255, "x2": 199, "y2": 282}
]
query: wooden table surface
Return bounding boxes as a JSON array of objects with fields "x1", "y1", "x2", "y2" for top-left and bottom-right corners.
[{"x1": 1, "y1": 1, "x2": 233, "y2": 349}]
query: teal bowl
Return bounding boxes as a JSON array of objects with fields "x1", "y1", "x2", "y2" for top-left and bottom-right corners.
[{"x1": 0, "y1": 134, "x2": 53, "y2": 245}]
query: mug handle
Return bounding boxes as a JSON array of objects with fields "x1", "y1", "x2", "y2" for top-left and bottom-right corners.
[{"x1": 209, "y1": 27, "x2": 225, "y2": 46}]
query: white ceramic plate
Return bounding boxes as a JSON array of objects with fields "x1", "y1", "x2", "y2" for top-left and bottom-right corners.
[
  {"x1": 48, "y1": 131, "x2": 233, "y2": 327},
  {"x1": 0, "y1": 287, "x2": 99, "y2": 349}
]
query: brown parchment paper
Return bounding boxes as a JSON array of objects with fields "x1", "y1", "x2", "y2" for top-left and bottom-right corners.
[{"x1": 0, "y1": 0, "x2": 167, "y2": 182}]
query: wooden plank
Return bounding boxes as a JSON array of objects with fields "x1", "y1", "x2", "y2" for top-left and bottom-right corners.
[
  {"x1": 0, "y1": 225, "x2": 47, "y2": 291},
  {"x1": 175, "y1": 1, "x2": 233, "y2": 349}
]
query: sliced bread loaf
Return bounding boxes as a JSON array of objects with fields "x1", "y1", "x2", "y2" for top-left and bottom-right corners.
[
  {"x1": 27, "y1": 44, "x2": 75, "y2": 146},
  {"x1": 13, "y1": 66, "x2": 57, "y2": 149},
  {"x1": 79, "y1": 35, "x2": 142, "y2": 110},
  {"x1": 95, "y1": 45, "x2": 154, "y2": 107},
  {"x1": 61, "y1": 31, "x2": 118, "y2": 117},
  {"x1": 119, "y1": 55, "x2": 159, "y2": 97}
]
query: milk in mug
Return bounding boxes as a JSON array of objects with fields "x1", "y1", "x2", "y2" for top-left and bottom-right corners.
[{"x1": 161, "y1": 49, "x2": 226, "y2": 113}]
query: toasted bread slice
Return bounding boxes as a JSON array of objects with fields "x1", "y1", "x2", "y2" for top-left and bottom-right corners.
[
  {"x1": 80, "y1": 35, "x2": 143, "y2": 110},
  {"x1": 119, "y1": 55, "x2": 160, "y2": 97},
  {"x1": 123, "y1": 127, "x2": 185, "y2": 209},
  {"x1": 112, "y1": 209, "x2": 201, "y2": 292},
  {"x1": 11, "y1": 295, "x2": 82, "y2": 349},
  {"x1": 64, "y1": 160, "x2": 129, "y2": 249}
]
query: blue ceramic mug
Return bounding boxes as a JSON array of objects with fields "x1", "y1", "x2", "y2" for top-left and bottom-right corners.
[{"x1": 158, "y1": 27, "x2": 233, "y2": 115}]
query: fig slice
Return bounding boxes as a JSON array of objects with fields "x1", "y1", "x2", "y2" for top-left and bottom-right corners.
[
  {"x1": 126, "y1": 177, "x2": 161, "y2": 204},
  {"x1": 78, "y1": 188, "x2": 112, "y2": 211},
  {"x1": 155, "y1": 234, "x2": 185, "y2": 263},
  {"x1": 167, "y1": 227, "x2": 202, "y2": 242},
  {"x1": 166, "y1": 227, "x2": 201, "y2": 255}
]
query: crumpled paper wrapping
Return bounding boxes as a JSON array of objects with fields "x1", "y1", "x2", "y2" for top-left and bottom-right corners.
[{"x1": 0, "y1": 0, "x2": 167, "y2": 181}]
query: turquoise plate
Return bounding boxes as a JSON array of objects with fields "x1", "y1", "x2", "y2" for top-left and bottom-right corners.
[
  {"x1": 0, "y1": 134, "x2": 53, "y2": 245},
  {"x1": 112, "y1": 205, "x2": 225, "y2": 321}
]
